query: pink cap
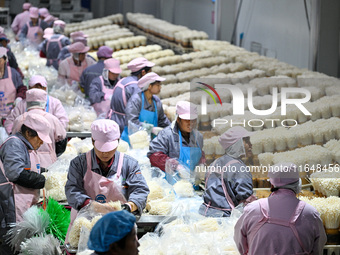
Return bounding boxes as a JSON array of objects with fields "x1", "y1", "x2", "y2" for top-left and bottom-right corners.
[
  {"x1": 97, "y1": 46, "x2": 113, "y2": 58},
  {"x1": 104, "y1": 58, "x2": 121, "y2": 74},
  {"x1": 218, "y1": 126, "x2": 253, "y2": 150},
  {"x1": 29, "y1": 75, "x2": 47, "y2": 88},
  {"x1": 127, "y1": 57, "x2": 155, "y2": 72},
  {"x1": 138, "y1": 72, "x2": 165, "y2": 91},
  {"x1": 91, "y1": 119, "x2": 120, "y2": 152},
  {"x1": 68, "y1": 42, "x2": 90, "y2": 54},
  {"x1": 26, "y1": 88, "x2": 47, "y2": 102},
  {"x1": 0, "y1": 47, "x2": 7, "y2": 59},
  {"x1": 29, "y1": 7, "x2": 39, "y2": 19},
  {"x1": 0, "y1": 33, "x2": 10, "y2": 42},
  {"x1": 268, "y1": 163, "x2": 300, "y2": 187},
  {"x1": 43, "y1": 28, "x2": 53, "y2": 39},
  {"x1": 53, "y1": 20, "x2": 66, "y2": 29},
  {"x1": 39, "y1": 7, "x2": 49, "y2": 17},
  {"x1": 23, "y1": 3, "x2": 32, "y2": 10},
  {"x1": 176, "y1": 101, "x2": 198, "y2": 120},
  {"x1": 23, "y1": 112, "x2": 52, "y2": 144},
  {"x1": 70, "y1": 31, "x2": 88, "y2": 40}
]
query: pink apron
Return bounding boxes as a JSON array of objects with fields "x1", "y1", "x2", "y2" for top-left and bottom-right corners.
[
  {"x1": 65, "y1": 151, "x2": 126, "y2": 244},
  {"x1": 248, "y1": 199, "x2": 309, "y2": 255},
  {"x1": 0, "y1": 67, "x2": 16, "y2": 118},
  {"x1": 0, "y1": 136, "x2": 40, "y2": 222},
  {"x1": 46, "y1": 35, "x2": 63, "y2": 66},
  {"x1": 107, "y1": 80, "x2": 136, "y2": 119},
  {"x1": 66, "y1": 57, "x2": 89, "y2": 84},
  {"x1": 203, "y1": 159, "x2": 239, "y2": 215},
  {"x1": 93, "y1": 76, "x2": 114, "y2": 117},
  {"x1": 26, "y1": 20, "x2": 43, "y2": 45}
]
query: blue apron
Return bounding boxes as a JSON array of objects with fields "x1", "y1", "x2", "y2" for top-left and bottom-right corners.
[
  {"x1": 165, "y1": 129, "x2": 202, "y2": 185},
  {"x1": 121, "y1": 92, "x2": 158, "y2": 144}
]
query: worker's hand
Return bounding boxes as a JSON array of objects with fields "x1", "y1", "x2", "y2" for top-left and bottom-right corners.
[
  {"x1": 141, "y1": 122, "x2": 154, "y2": 134},
  {"x1": 165, "y1": 158, "x2": 179, "y2": 172},
  {"x1": 176, "y1": 164, "x2": 190, "y2": 179},
  {"x1": 151, "y1": 127, "x2": 163, "y2": 136}
]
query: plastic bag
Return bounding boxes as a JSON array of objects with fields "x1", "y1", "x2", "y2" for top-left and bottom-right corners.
[
  {"x1": 127, "y1": 120, "x2": 151, "y2": 149},
  {"x1": 76, "y1": 226, "x2": 91, "y2": 254}
]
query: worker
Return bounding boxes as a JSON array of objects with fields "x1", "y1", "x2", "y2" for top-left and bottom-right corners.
[
  {"x1": 198, "y1": 126, "x2": 255, "y2": 217},
  {"x1": 38, "y1": 7, "x2": 53, "y2": 26},
  {"x1": 0, "y1": 112, "x2": 49, "y2": 255},
  {"x1": 87, "y1": 210, "x2": 139, "y2": 255},
  {"x1": 80, "y1": 46, "x2": 114, "y2": 97},
  {"x1": 11, "y1": 89, "x2": 67, "y2": 168},
  {"x1": 89, "y1": 58, "x2": 121, "y2": 117},
  {"x1": 40, "y1": 20, "x2": 70, "y2": 69},
  {"x1": 4, "y1": 75, "x2": 69, "y2": 134},
  {"x1": 65, "y1": 119, "x2": 149, "y2": 240},
  {"x1": 11, "y1": 3, "x2": 31, "y2": 39},
  {"x1": 19, "y1": 7, "x2": 48, "y2": 47},
  {"x1": 124, "y1": 72, "x2": 171, "y2": 142},
  {"x1": 147, "y1": 101, "x2": 205, "y2": 174},
  {"x1": 0, "y1": 33, "x2": 24, "y2": 78},
  {"x1": 108, "y1": 57, "x2": 154, "y2": 134},
  {"x1": 58, "y1": 31, "x2": 89, "y2": 62},
  {"x1": 234, "y1": 163, "x2": 327, "y2": 255},
  {"x1": 0, "y1": 47, "x2": 26, "y2": 121},
  {"x1": 58, "y1": 42, "x2": 96, "y2": 86}
]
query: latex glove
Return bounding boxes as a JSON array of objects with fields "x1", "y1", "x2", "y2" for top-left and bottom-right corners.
[
  {"x1": 141, "y1": 122, "x2": 154, "y2": 133},
  {"x1": 14, "y1": 97, "x2": 22, "y2": 106},
  {"x1": 104, "y1": 94, "x2": 112, "y2": 101},
  {"x1": 166, "y1": 158, "x2": 179, "y2": 172},
  {"x1": 151, "y1": 127, "x2": 163, "y2": 135}
]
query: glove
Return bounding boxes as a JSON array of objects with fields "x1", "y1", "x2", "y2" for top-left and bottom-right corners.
[
  {"x1": 40, "y1": 167, "x2": 47, "y2": 173},
  {"x1": 141, "y1": 122, "x2": 154, "y2": 133},
  {"x1": 151, "y1": 127, "x2": 163, "y2": 135},
  {"x1": 13, "y1": 170, "x2": 45, "y2": 189},
  {"x1": 121, "y1": 203, "x2": 131, "y2": 212},
  {"x1": 14, "y1": 97, "x2": 22, "y2": 107}
]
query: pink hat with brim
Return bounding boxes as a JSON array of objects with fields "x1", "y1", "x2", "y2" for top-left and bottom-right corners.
[
  {"x1": 53, "y1": 20, "x2": 66, "y2": 29},
  {"x1": 26, "y1": 88, "x2": 47, "y2": 102},
  {"x1": 138, "y1": 72, "x2": 165, "y2": 90},
  {"x1": 43, "y1": 28, "x2": 53, "y2": 39},
  {"x1": 97, "y1": 46, "x2": 114, "y2": 58},
  {"x1": 268, "y1": 163, "x2": 300, "y2": 187},
  {"x1": 218, "y1": 126, "x2": 253, "y2": 150},
  {"x1": 68, "y1": 42, "x2": 90, "y2": 54},
  {"x1": 39, "y1": 8, "x2": 49, "y2": 17},
  {"x1": 44, "y1": 15, "x2": 57, "y2": 23},
  {"x1": 104, "y1": 58, "x2": 121, "y2": 74},
  {"x1": 23, "y1": 3, "x2": 32, "y2": 10},
  {"x1": 0, "y1": 47, "x2": 7, "y2": 59},
  {"x1": 23, "y1": 112, "x2": 52, "y2": 144},
  {"x1": 70, "y1": 31, "x2": 88, "y2": 40},
  {"x1": 91, "y1": 119, "x2": 120, "y2": 152},
  {"x1": 176, "y1": 101, "x2": 198, "y2": 120},
  {"x1": 29, "y1": 75, "x2": 47, "y2": 88},
  {"x1": 29, "y1": 7, "x2": 39, "y2": 19},
  {"x1": 127, "y1": 57, "x2": 155, "y2": 72}
]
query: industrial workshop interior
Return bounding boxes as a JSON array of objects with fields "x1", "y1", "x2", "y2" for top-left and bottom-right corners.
[{"x1": 0, "y1": 0, "x2": 339, "y2": 254}]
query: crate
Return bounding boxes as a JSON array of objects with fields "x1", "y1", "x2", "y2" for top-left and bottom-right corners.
[{"x1": 324, "y1": 245, "x2": 340, "y2": 255}]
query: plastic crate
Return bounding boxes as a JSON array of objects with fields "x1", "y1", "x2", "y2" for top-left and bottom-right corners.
[{"x1": 324, "y1": 245, "x2": 340, "y2": 255}]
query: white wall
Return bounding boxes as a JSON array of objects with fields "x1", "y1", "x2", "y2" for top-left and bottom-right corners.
[{"x1": 235, "y1": 0, "x2": 311, "y2": 69}]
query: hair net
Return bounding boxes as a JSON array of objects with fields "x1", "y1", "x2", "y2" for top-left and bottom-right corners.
[
  {"x1": 273, "y1": 179, "x2": 302, "y2": 194},
  {"x1": 225, "y1": 138, "x2": 245, "y2": 159},
  {"x1": 87, "y1": 210, "x2": 136, "y2": 252}
]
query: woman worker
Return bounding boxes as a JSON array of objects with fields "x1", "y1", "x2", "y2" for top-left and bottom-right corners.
[
  {"x1": 65, "y1": 119, "x2": 149, "y2": 242},
  {"x1": 89, "y1": 58, "x2": 121, "y2": 117},
  {"x1": 87, "y1": 210, "x2": 139, "y2": 255},
  {"x1": 0, "y1": 47, "x2": 26, "y2": 121},
  {"x1": 11, "y1": 89, "x2": 67, "y2": 168},
  {"x1": 198, "y1": 126, "x2": 255, "y2": 217},
  {"x1": 147, "y1": 101, "x2": 205, "y2": 173},
  {"x1": 234, "y1": 163, "x2": 327, "y2": 255},
  {"x1": 5, "y1": 75, "x2": 69, "y2": 134},
  {"x1": 124, "y1": 72, "x2": 171, "y2": 141},
  {"x1": 0, "y1": 112, "x2": 50, "y2": 255}
]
